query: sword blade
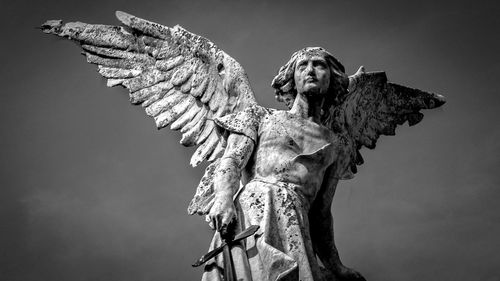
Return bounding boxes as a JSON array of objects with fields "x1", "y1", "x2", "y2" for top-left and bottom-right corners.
[
  {"x1": 222, "y1": 241, "x2": 236, "y2": 281},
  {"x1": 191, "y1": 225, "x2": 260, "y2": 267},
  {"x1": 233, "y1": 225, "x2": 259, "y2": 241},
  {"x1": 192, "y1": 241, "x2": 227, "y2": 267}
]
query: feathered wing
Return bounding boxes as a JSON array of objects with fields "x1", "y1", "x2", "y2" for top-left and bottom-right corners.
[
  {"x1": 331, "y1": 66, "x2": 446, "y2": 177},
  {"x1": 41, "y1": 11, "x2": 258, "y2": 215}
]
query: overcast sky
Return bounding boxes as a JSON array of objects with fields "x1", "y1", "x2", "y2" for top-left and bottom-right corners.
[{"x1": 1, "y1": 0, "x2": 499, "y2": 280}]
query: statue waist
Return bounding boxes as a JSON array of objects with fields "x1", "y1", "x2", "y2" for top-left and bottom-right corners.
[{"x1": 236, "y1": 176, "x2": 315, "y2": 210}]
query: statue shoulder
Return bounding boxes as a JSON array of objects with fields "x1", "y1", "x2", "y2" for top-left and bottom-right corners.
[{"x1": 214, "y1": 104, "x2": 271, "y2": 142}]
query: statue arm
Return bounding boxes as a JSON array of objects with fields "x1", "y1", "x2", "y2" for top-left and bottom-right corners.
[
  {"x1": 208, "y1": 132, "x2": 254, "y2": 233},
  {"x1": 309, "y1": 165, "x2": 342, "y2": 272},
  {"x1": 309, "y1": 166, "x2": 366, "y2": 280}
]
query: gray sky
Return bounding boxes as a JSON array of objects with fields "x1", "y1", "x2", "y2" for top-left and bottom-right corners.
[{"x1": 1, "y1": 0, "x2": 499, "y2": 280}]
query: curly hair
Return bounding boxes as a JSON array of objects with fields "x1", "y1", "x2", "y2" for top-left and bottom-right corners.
[{"x1": 271, "y1": 47, "x2": 349, "y2": 124}]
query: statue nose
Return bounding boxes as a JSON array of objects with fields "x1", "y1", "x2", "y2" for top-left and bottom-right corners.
[{"x1": 305, "y1": 63, "x2": 315, "y2": 74}]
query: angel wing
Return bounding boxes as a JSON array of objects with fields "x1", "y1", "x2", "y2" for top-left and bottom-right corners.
[
  {"x1": 331, "y1": 66, "x2": 446, "y2": 177},
  {"x1": 41, "y1": 11, "x2": 258, "y2": 215}
]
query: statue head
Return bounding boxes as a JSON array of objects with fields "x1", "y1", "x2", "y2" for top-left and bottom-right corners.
[{"x1": 271, "y1": 47, "x2": 349, "y2": 109}]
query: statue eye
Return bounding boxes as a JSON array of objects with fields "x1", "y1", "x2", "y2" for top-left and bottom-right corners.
[
  {"x1": 313, "y1": 61, "x2": 327, "y2": 69},
  {"x1": 297, "y1": 62, "x2": 306, "y2": 71}
]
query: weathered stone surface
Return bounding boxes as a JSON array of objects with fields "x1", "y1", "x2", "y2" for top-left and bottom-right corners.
[
  {"x1": 41, "y1": 11, "x2": 257, "y2": 169},
  {"x1": 42, "y1": 13, "x2": 445, "y2": 281}
]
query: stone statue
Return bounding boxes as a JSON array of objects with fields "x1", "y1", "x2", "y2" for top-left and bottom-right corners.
[{"x1": 41, "y1": 11, "x2": 445, "y2": 281}]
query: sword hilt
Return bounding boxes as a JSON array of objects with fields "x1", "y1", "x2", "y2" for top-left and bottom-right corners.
[{"x1": 191, "y1": 225, "x2": 260, "y2": 267}]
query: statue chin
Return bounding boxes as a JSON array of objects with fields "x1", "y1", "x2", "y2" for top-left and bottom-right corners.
[
  {"x1": 302, "y1": 89, "x2": 326, "y2": 98},
  {"x1": 299, "y1": 83, "x2": 328, "y2": 97}
]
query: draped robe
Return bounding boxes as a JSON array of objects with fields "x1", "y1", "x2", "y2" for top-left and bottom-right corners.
[{"x1": 202, "y1": 106, "x2": 352, "y2": 281}]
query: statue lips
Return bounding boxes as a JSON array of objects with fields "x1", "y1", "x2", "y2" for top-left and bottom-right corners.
[
  {"x1": 303, "y1": 76, "x2": 324, "y2": 94},
  {"x1": 302, "y1": 75, "x2": 316, "y2": 86},
  {"x1": 305, "y1": 77, "x2": 317, "y2": 83}
]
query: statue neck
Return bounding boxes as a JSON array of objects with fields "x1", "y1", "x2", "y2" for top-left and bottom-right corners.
[{"x1": 289, "y1": 93, "x2": 323, "y2": 124}]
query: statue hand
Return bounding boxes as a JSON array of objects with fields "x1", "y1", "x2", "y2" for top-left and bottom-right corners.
[{"x1": 207, "y1": 193, "x2": 236, "y2": 236}]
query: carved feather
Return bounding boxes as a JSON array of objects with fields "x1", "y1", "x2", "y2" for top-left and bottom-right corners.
[
  {"x1": 107, "y1": 79, "x2": 127, "y2": 87},
  {"x1": 208, "y1": 83, "x2": 224, "y2": 112},
  {"x1": 181, "y1": 105, "x2": 208, "y2": 134},
  {"x1": 155, "y1": 56, "x2": 184, "y2": 71},
  {"x1": 130, "y1": 81, "x2": 173, "y2": 104},
  {"x1": 115, "y1": 11, "x2": 171, "y2": 40},
  {"x1": 41, "y1": 11, "x2": 258, "y2": 218},
  {"x1": 196, "y1": 120, "x2": 215, "y2": 146},
  {"x1": 171, "y1": 63, "x2": 194, "y2": 86},
  {"x1": 191, "y1": 129, "x2": 219, "y2": 167},
  {"x1": 147, "y1": 90, "x2": 183, "y2": 117},
  {"x1": 180, "y1": 71, "x2": 196, "y2": 93},
  {"x1": 191, "y1": 74, "x2": 209, "y2": 97},
  {"x1": 82, "y1": 45, "x2": 152, "y2": 63},
  {"x1": 332, "y1": 68, "x2": 445, "y2": 173},
  {"x1": 180, "y1": 112, "x2": 207, "y2": 147},
  {"x1": 86, "y1": 53, "x2": 138, "y2": 70},
  {"x1": 41, "y1": 20, "x2": 135, "y2": 49},
  {"x1": 200, "y1": 78, "x2": 216, "y2": 104},
  {"x1": 98, "y1": 66, "x2": 142, "y2": 78},
  {"x1": 142, "y1": 85, "x2": 174, "y2": 107},
  {"x1": 170, "y1": 100, "x2": 203, "y2": 130},
  {"x1": 207, "y1": 138, "x2": 226, "y2": 162},
  {"x1": 122, "y1": 69, "x2": 168, "y2": 92},
  {"x1": 187, "y1": 158, "x2": 220, "y2": 216},
  {"x1": 154, "y1": 94, "x2": 195, "y2": 129}
]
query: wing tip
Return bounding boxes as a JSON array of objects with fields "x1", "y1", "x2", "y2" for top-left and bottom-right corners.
[
  {"x1": 190, "y1": 158, "x2": 200, "y2": 167},
  {"x1": 425, "y1": 92, "x2": 446, "y2": 109},
  {"x1": 115, "y1": 11, "x2": 130, "y2": 23},
  {"x1": 40, "y1": 19, "x2": 63, "y2": 35},
  {"x1": 355, "y1": 65, "x2": 365, "y2": 76},
  {"x1": 433, "y1": 93, "x2": 446, "y2": 108}
]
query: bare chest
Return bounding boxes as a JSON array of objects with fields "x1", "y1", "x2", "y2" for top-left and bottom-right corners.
[
  {"x1": 249, "y1": 111, "x2": 337, "y2": 186},
  {"x1": 258, "y1": 111, "x2": 335, "y2": 155}
]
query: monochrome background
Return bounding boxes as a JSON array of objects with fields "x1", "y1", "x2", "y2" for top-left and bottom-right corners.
[{"x1": 1, "y1": 0, "x2": 499, "y2": 280}]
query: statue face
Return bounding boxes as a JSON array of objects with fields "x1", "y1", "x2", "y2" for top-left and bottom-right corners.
[{"x1": 294, "y1": 55, "x2": 331, "y2": 96}]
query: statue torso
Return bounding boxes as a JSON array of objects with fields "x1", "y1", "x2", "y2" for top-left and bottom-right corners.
[{"x1": 245, "y1": 110, "x2": 342, "y2": 203}]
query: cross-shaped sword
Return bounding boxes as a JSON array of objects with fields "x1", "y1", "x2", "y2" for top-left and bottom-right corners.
[{"x1": 192, "y1": 225, "x2": 260, "y2": 281}]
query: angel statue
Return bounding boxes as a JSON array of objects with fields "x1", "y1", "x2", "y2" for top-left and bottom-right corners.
[{"x1": 41, "y1": 11, "x2": 445, "y2": 281}]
